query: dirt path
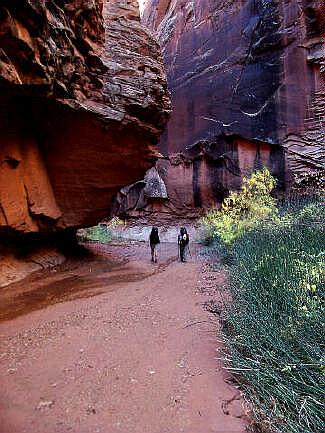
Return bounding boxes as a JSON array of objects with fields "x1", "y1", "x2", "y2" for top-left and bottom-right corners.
[{"x1": 0, "y1": 242, "x2": 247, "y2": 433}]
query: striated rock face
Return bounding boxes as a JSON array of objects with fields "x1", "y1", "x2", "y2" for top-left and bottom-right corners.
[
  {"x1": 0, "y1": 0, "x2": 170, "y2": 236},
  {"x1": 128, "y1": 0, "x2": 324, "y2": 219}
]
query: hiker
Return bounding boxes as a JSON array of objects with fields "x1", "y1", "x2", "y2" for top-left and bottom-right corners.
[
  {"x1": 149, "y1": 226, "x2": 160, "y2": 263},
  {"x1": 178, "y1": 227, "x2": 190, "y2": 262}
]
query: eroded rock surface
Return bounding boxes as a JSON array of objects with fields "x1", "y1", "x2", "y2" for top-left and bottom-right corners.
[
  {"x1": 113, "y1": 135, "x2": 286, "y2": 221},
  {"x1": 125, "y1": 0, "x2": 324, "y2": 219},
  {"x1": 0, "y1": 0, "x2": 170, "y2": 236}
]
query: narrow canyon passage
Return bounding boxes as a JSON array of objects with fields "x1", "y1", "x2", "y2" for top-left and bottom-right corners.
[{"x1": 0, "y1": 242, "x2": 247, "y2": 433}]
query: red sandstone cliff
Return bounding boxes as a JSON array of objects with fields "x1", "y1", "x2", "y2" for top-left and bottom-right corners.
[
  {"x1": 0, "y1": 0, "x2": 170, "y2": 236},
  {"x1": 114, "y1": 0, "x2": 324, "y2": 221},
  {"x1": 144, "y1": 0, "x2": 324, "y2": 168}
]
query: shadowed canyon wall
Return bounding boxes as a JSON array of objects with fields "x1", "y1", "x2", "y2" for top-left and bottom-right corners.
[
  {"x1": 0, "y1": 0, "x2": 170, "y2": 237},
  {"x1": 114, "y1": 0, "x2": 324, "y2": 221}
]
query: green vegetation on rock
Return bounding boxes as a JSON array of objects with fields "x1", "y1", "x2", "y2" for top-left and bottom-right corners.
[{"x1": 78, "y1": 217, "x2": 124, "y2": 243}]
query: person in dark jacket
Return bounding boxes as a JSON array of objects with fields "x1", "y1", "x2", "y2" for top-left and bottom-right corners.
[
  {"x1": 178, "y1": 227, "x2": 189, "y2": 262},
  {"x1": 149, "y1": 226, "x2": 160, "y2": 263}
]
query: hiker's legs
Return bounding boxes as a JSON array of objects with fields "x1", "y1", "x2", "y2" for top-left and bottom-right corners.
[
  {"x1": 180, "y1": 246, "x2": 185, "y2": 262},
  {"x1": 184, "y1": 245, "x2": 189, "y2": 261},
  {"x1": 183, "y1": 245, "x2": 187, "y2": 261},
  {"x1": 151, "y1": 245, "x2": 158, "y2": 263}
]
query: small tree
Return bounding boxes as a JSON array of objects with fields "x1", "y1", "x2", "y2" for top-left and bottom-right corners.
[{"x1": 202, "y1": 168, "x2": 277, "y2": 244}]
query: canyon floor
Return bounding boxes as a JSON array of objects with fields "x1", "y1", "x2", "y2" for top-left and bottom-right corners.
[{"x1": 0, "y1": 242, "x2": 247, "y2": 433}]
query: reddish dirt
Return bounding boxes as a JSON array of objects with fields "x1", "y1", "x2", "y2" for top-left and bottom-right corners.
[{"x1": 0, "y1": 242, "x2": 248, "y2": 433}]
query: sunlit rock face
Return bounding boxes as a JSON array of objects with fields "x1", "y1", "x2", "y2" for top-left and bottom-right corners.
[
  {"x1": 126, "y1": 0, "x2": 324, "y2": 219},
  {"x1": 0, "y1": 0, "x2": 170, "y2": 236}
]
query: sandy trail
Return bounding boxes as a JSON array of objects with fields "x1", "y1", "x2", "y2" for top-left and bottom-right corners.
[{"x1": 0, "y1": 242, "x2": 247, "y2": 433}]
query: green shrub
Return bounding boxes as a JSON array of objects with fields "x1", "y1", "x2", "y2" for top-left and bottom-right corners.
[
  {"x1": 82, "y1": 225, "x2": 112, "y2": 243},
  {"x1": 202, "y1": 168, "x2": 277, "y2": 244},
  {"x1": 79, "y1": 217, "x2": 124, "y2": 243}
]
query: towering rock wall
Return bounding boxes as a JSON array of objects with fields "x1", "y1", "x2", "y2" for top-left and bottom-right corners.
[
  {"x1": 116, "y1": 0, "x2": 323, "y2": 221},
  {"x1": 0, "y1": 0, "x2": 170, "y2": 236}
]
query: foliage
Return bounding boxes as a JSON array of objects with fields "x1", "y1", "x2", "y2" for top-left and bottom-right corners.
[
  {"x1": 220, "y1": 199, "x2": 324, "y2": 433},
  {"x1": 202, "y1": 168, "x2": 277, "y2": 244},
  {"x1": 78, "y1": 217, "x2": 124, "y2": 243}
]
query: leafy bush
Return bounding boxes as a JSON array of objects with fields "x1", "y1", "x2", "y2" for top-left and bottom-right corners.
[
  {"x1": 202, "y1": 168, "x2": 277, "y2": 244},
  {"x1": 78, "y1": 217, "x2": 124, "y2": 243},
  {"x1": 83, "y1": 225, "x2": 112, "y2": 243},
  {"x1": 221, "y1": 199, "x2": 324, "y2": 433}
]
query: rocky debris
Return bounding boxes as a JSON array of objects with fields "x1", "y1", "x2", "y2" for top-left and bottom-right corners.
[
  {"x1": 36, "y1": 400, "x2": 55, "y2": 410},
  {"x1": 137, "y1": 0, "x2": 324, "y2": 218},
  {"x1": 113, "y1": 164, "x2": 169, "y2": 218},
  {"x1": 0, "y1": 0, "x2": 170, "y2": 237}
]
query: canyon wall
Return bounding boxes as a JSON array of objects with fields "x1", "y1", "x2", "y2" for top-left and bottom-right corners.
[
  {"x1": 115, "y1": 0, "x2": 324, "y2": 221},
  {"x1": 0, "y1": 0, "x2": 170, "y2": 237}
]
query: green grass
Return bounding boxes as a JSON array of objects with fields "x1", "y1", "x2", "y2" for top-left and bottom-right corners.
[
  {"x1": 78, "y1": 224, "x2": 113, "y2": 243},
  {"x1": 78, "y1": 217, "x2": 124, "y2": 244},
  {"x1": 219, "y1": 199, "x2": 324, "y2": 433}
]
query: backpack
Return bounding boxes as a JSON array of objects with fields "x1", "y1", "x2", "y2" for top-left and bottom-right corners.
[
  {"x1": 179, "y1": 232, "x2": 189, "y2": 247},
  {"x1": 150, "y1": 227, "x2": 160, "y2": 245}
]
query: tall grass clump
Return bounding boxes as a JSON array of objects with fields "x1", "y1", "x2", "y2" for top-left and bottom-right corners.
[
  {"x1": 204, "y1": 169, "x2": 324, "y2": 432},
  {"x1": 224, "y1": 204, "x2": 324, "y2": 433}
]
